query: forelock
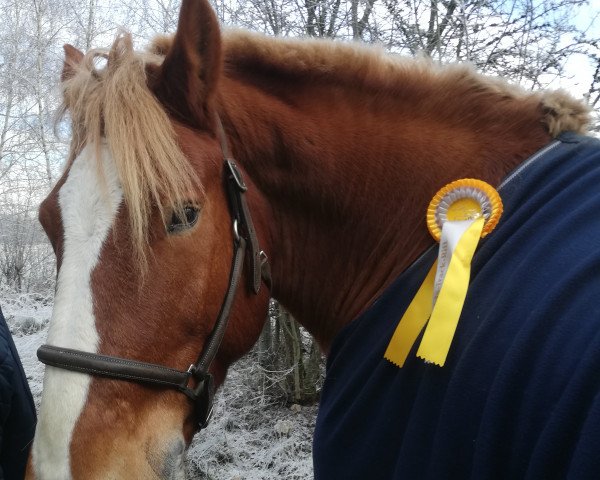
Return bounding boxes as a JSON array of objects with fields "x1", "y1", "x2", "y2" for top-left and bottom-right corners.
[{"x1": 60, "y1": 32, "x2": 201, "y2": 268}]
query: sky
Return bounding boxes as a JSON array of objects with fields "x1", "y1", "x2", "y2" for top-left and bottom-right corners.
[{"x1": 550, "y1": 2, "x2": 599, "y2": 99}]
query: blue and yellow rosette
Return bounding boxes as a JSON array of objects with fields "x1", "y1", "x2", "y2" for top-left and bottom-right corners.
[{"x1": 384, "y1": 179, "x2": 503, "y2": 367}]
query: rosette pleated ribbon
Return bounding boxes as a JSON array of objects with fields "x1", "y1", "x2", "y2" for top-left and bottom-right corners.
[{"x1": 385, "y1": 179, "x2": 502, "y2": 367}]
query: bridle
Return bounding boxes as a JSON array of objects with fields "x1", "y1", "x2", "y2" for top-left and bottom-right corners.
[{"x1": 37, "y1": 117, "x2": 271, "y2": 430}]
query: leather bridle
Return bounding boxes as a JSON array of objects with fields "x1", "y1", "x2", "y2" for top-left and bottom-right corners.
[{"x1": 37, "y1": 118, "x2": 270, "y2": 430}]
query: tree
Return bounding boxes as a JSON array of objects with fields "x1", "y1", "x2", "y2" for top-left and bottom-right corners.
[
  {"x1": 257, "y1": 300, "x2": 323, "y2": 404},
  {"x1": 586, "y1": 56, "x2": 600, "y2": 132}
]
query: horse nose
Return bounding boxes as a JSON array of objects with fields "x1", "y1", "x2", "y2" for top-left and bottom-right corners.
[
  {"x1": 164, "y1": 439, "x2": 186, "y2": 480},
  {"x1": 148, "y1": 437, "x2": 186, "y2": 480}
]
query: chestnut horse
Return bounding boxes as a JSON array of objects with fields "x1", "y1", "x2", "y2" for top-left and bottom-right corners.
[{"x1": 30, "y1": 0, "x2": 598, "y2": 478}]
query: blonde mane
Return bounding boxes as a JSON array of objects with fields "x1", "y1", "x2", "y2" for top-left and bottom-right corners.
[
  {"x1": 61, "y1": 33, "x2": 200, "y2": 266},
  {"x1": 153, "y1": 29, "x2": 590, "y2": 137},
  {"x1": 226, "y1": 30, "x2": 590, "y2": 136}
]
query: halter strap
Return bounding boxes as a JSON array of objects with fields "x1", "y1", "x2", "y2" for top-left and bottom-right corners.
[
  {"x1": 217, "y1": 114, "x2": 271, "y2": 292},
  {"x1": 37, "y1": 116, "x2": 270, "y2": 430}
]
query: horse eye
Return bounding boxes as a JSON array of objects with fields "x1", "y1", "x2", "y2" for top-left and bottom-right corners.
[{"x1": 167, "y1": 206, "x2": 199, "y2": 233}]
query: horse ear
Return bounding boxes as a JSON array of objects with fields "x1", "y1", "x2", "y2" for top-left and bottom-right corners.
[
  {"x1": 151, "y1": 0, "x2": 222, "y2": 129},
  {"x1": 62, "y1": 44, "x2": 84, "y2": 82}
]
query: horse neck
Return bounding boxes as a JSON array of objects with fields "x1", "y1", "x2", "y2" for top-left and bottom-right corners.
[{"x1": 219, "y1": 74, "x2": 551, "y2": 351}]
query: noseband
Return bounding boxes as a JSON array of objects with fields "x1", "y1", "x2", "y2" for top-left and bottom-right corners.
[{"x1": 37, "y1": 118, "x2": 270, "y2": 430}]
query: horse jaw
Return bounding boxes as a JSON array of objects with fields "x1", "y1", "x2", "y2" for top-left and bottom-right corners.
[{"x1": 31, "y1": 143, "x2": 123, "y2": 479}]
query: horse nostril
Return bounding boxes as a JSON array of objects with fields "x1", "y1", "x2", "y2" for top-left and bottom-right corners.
[
  {"x1": 161, "y1": 439, "x2": 186, "y2": 480},
  {"x1": 147, "y1": 437, "x2": 186, "y2": 480}
]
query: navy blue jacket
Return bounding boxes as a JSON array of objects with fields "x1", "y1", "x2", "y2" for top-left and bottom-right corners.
[
  {"x1": 0, "y1": 305, "x2": 36, "y2": 480},
  {"x1": 314, "y1": 133, "x2": 600, "y2": 479}
]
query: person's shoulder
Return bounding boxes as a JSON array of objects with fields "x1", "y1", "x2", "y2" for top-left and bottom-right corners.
[{"x1": 0, "y1": 308, "x2": 13, "y2": 366}]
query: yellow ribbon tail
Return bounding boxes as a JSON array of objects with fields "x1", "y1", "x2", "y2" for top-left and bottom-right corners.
[
  {"x1": 416, "y1": 217, "x2": 485, "y2": 366},
  {"x1": 384, "y1": 261, "x2": 437, "y2": 367}
]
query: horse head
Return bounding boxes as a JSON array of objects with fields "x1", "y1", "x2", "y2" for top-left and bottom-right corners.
[{"x1": 30, "y1": 1, "x2": 270, "y2": 478}]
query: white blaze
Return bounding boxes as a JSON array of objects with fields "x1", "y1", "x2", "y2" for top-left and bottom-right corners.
[{"x1": 32, "y1": 144, "x2": 123, "y2": 479}]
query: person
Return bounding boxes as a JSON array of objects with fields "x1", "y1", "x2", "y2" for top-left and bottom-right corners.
[{"x1": 0, "y1": 304, "x2": 36, "y2": 479}]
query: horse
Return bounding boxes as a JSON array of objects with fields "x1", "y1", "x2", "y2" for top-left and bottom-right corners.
[{"x1": 29, "y1": 0, "x2": 599, "y2": 478}]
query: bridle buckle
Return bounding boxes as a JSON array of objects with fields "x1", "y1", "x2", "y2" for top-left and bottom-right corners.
[{"x1": 233, "y1": 219, "x2": 240, "y2": 243}]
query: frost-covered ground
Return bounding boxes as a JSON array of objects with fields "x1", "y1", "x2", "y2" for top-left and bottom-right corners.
[{"x1": 4, "y1": 289, "x2": 316, "y2": 479}]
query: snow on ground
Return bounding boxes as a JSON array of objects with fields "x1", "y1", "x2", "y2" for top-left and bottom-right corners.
[
  {"x1": 3, "y1": 289, "x2": 53, "y2": 412},
  {"x1": 4, "y1": 290, "x2": 316, "y2": 479}
]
